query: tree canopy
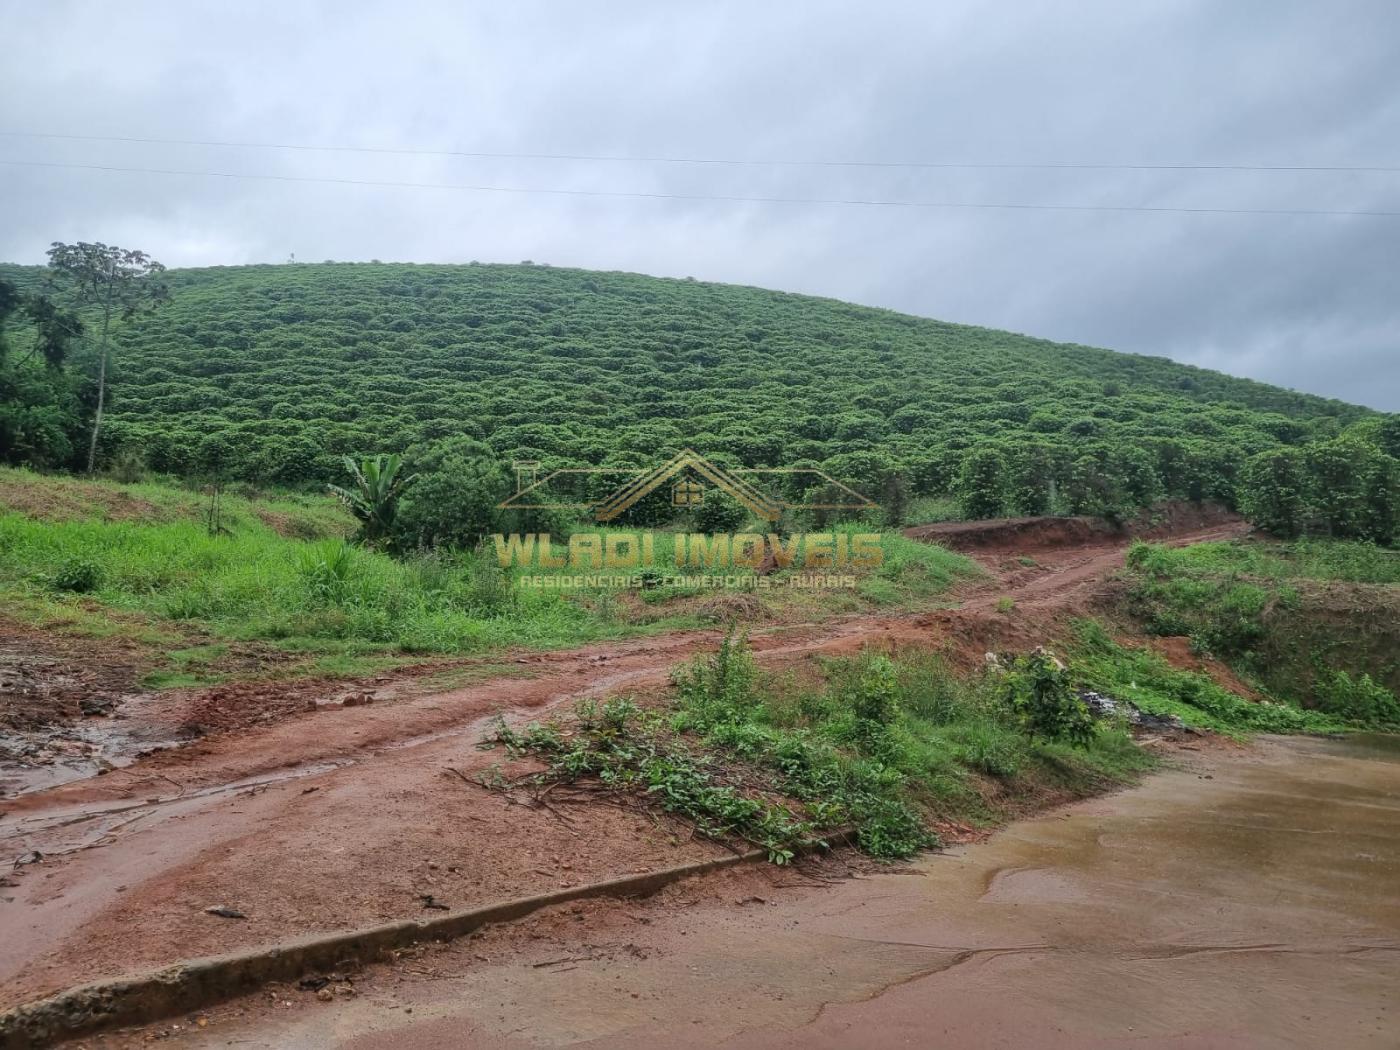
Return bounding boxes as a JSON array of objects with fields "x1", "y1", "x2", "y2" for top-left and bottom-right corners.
[{"x1": 0, "y1": 260, "x2": 1391, "y2": 541}]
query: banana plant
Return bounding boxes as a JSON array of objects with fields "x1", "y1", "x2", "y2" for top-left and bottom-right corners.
[{"x1": 328, "y1": 453, "x2": 417, "y2": 546}]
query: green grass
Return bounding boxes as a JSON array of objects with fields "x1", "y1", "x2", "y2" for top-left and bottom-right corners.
[
  {"x1": 142, "y1": 644, "x2": 231, "y2": 688},
  {"x1": 852, "y1": 526, "x2": 979, "y2": 607},
  {"x1": 0, "y1": 513, "x2": 678, "y2": 660},
  {"x1": 1069, "y1": 620, "x2": 1344, "y2": 735},
  {"x1": 485, "y1": 633, "x2": 1154, "y2": 862},
  {"x1": 0, "y1": 465, "x2": 352, "y2": 538},
  {"x1": 1126, "y1": 540, "x2": 1303, "y2": 659},
  {"x1": 1122, "y1": 538, "x2": 1400, "y2": 721},
  {"x1": 0, "y1": 475, "x2": 979, "y2": 671},
  {"x1": 515, "y1": 521, "x2": 978, "y2": 608},
  {"x1": 1128, "y1": 538, "x2": 1400, "y2": 585}
]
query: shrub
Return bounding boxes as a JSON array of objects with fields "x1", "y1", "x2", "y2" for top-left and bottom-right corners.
[
  {"x1": 394, "y1": 440, "x2": 510, "y2": 550},
  {"x1": 849, "y1": 654, "x2": 900, "y2": 727},
  {"x1": 50, "y1": 556, "x2": 102, "y2": 593},
  {"x1": 107, "y1": 448, "x2": 148, "y2": 484},
  {"x1": 1005, "y1": 649, "x2": 1094, "y2": 746},
  {"x1": 693, "y1": 491, "x2": 748, "y2": 533},
  {"x1": 1314, "y1": 670, "x2": 1400, "y2": 726},
  {"x1": 672, "y1": 625, "x2": 758, "y2": 725},
  {"x1": 1240, "y1": 448, "x2": 1308, "y2": 538},
  {"x1": 955, "y1": 447, "x2": 1006, "y2": 519}
]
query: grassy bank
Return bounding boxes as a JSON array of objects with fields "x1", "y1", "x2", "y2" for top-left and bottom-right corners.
[
  {"x1": 1123, "y1": 538, "x2": 1400, "y2": 726},
  {"x1": 0, "y1": 470, "x2": 979, "y2": 685},
  {"x1": 1128, "y1": 537, "x2": 1400, "y2": 586},
  {"x1": 485, "y1": 592, "x2": 1400, "y2": 863},
  {"x1": 0, "y1": 466, "x2": 351, "y2": 538},
  {"x1": 1069, "y1": 620, "x2": 1345, "y2": 735},
  {"x1": 486, "y1": 633, "x2": 1156, "y2": 862}
]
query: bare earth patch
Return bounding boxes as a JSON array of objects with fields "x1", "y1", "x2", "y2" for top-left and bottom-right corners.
[{"x1": 0, "y1": 513, "x2": 1261, "y2": 1018}]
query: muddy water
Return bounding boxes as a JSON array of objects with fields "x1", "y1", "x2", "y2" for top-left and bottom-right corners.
[
  {"x1": 0, "y1": 690, "x2": 191, "y2": 798},
  {"x1": 0, "y1": 718, "x2": 186, "y2": 797},
  {"x1": 206, "y1": 734, "x2": 1400, "y2": 1049}
]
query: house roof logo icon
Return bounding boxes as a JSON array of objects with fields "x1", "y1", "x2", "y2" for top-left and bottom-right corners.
[{"x1": 499, "y1": 448, "x2": 876, "y2": 524}]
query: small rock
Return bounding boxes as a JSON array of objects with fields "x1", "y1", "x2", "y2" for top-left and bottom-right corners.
[
  {"x1": 316, "y1": 988, "x2": 334, "y2": 1002},
  {"x1": 204, "y1": 905, "x2": 247, "y2": 919},
  {"x1": 79, "y1": 696, "x2": 119, "y2": 717}
]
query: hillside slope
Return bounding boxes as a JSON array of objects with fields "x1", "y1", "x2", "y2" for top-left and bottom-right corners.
[{"x1": 0, "y1": 261, "x2": 1369, "y2": 493}]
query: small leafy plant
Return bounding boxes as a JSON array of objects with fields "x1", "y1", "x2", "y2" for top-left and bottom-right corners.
[
  {"x1": 49, "y1": 556, "x2": 102, "y2": 593},
  {"x1": 1005, "y1": 649, "x2": 1095, "y2": 747}
]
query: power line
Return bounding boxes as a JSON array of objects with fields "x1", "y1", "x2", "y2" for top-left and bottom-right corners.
[
  {"x1": 2, "y1": 129, "x2": 1398, "y2": 175},
  {"x1": 4, "y1": 157, "x2": 1397, "y2": 218}
]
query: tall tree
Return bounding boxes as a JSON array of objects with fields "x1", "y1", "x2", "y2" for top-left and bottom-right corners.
[
  {"x1": 45, "y1": 242, "x2": 168, "y2": 472},
  {"x1": 0, "y1": 277, "x2": 86, "y2": 468}
]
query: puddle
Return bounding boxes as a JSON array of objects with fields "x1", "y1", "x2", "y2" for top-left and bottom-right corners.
[
  {"x1": 0, "y1": 710, "x2": 189, "y2": 798},
  {"x1": 1307, "y1": 730, "x2": 1400, "y2": 762}
]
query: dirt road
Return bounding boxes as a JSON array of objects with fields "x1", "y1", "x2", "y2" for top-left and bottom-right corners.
[
  {"x1": 0, "y1": 515, "x2": 1248, "y2": 1013},
  {"x1": 128, "y1": 734, "x2": 1400, "y2": 1049}
]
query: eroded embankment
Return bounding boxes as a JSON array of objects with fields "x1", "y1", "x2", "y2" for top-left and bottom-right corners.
[{"x1": 905, "y1": 499, "x2": 1242, "y2": 553}]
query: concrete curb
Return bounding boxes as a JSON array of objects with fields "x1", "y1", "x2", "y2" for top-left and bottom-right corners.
[{"x1": 0, "y1": 830, "x2": 854, "y2": 1048}]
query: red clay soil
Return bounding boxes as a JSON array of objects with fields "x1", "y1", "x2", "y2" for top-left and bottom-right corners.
[
  {"x1": 1147, "y1": 635, "x2": 1269, "y2": 700},
  {"x1": 0, "y1": 627, "x2": 145, "y2": 733},
  {"x1": 143, "y1": 735, "x2": 1400, "y2": 1050},
  {"x1": 0, "y1": 512, "x2": 1251, "y2": 1012},
  {"x1": 905, "y1": 499, "x2": 1245, "y2": 553}
]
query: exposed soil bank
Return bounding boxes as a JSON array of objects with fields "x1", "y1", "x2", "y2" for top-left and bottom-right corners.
[
  {"x1": 906, "y1": 500, "x2": 1242, "y2": 553},
  {"x1": 160, "y1": 733, "x2": 1400, "y2": 1049}
]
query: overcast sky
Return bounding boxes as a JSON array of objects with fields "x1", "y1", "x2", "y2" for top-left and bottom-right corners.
[{"x1": 2, "y1": 0, "x2": 1397, "y2": 409}]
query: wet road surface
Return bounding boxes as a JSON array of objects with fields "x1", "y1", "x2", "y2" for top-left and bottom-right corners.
[{"x1": 184, "y1": 733, "x2": 1400, "y2": 1049}]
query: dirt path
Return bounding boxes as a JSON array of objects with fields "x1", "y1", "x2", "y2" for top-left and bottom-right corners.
[
  {"x1": 0, "y1": 517, "x2": 1247, "y2": 1011},
  {"x1": 105, "y1": 734, "x2": 1400, "y2": 1049}
]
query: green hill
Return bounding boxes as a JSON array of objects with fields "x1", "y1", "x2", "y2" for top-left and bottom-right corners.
[{"x1": 0, "y1": 260, "x2": 1381, "y2": 518}]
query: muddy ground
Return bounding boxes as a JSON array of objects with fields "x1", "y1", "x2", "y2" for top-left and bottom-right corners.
[
  {"x1": 78, "y1": 734, "x2": 1400, "y2": 1049},
  {"x1": 0, "y1": 513, "x2": 1263, "y2": 1025}
]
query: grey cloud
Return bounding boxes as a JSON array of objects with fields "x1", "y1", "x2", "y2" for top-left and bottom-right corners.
[{"x1": 1, "y1": 0, "x2": 1396, "y2": 408}]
